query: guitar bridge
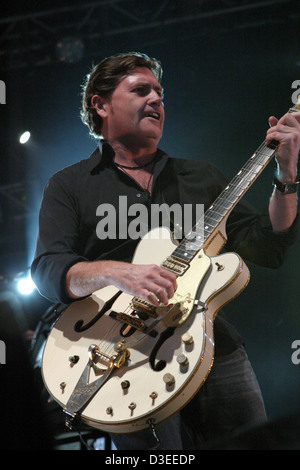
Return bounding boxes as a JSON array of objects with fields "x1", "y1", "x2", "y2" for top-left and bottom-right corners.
[{"x1": 109, "y1": 311, "x2": 158, "y2": 337}]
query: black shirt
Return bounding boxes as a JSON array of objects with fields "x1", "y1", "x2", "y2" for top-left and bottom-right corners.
[{"x1": 31, "y1": 142, "x2": 299, "y2": 356}]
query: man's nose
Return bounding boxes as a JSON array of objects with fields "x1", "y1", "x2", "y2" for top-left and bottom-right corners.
[{"x1": 149, "y1": 89, "x2": 162, "y2": 105}]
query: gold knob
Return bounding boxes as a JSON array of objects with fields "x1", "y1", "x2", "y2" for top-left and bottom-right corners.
[
  {"x1": 181, "y1": 332, "x2": 194, "y2": 345},
  {"x1": 114, "y1": 340, "x2": 126, "y2": 352},
  {"x1": 163, "y1": 373, "x2": 175, "y2": 386},
  {"x1": 177, "y1": 354, "x2": 188, "y2": 366}
]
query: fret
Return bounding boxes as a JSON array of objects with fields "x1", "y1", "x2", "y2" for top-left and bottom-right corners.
[
  {"x1": 173, "y1": 246, "x2": 197, "y2": 263},
  {"x1": 204, "y1": 218, "x2": 221, "y2": 232},
  {"x1": 169, "y1": 133, "x2": 280, "y2": 265},
  {"x1": 243, "y1": 165, "x2": 264, "y2": 176},
  {"x1": 205, "y1": 209, "x2": 224, "y2": 220},
  {"x1": 217, "y1": 192, "x2": 237, "y2": 206}
]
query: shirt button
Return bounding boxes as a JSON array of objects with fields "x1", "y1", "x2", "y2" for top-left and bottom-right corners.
[{"x1": 136, "y1": 193, "x2": 141, "y2": 198}]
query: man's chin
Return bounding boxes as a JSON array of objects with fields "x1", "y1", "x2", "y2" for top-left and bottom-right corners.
[{"x1": 115, "y1": 129, "x2": 162, "y2": 152}]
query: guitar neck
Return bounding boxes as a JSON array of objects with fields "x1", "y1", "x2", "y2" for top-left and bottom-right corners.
[
  {"x1": 172, "y1": 139, "x2": 278, "y2": 263},
  {"x1": 170, "y1": 102, "x2": 300, "y2": 264}
]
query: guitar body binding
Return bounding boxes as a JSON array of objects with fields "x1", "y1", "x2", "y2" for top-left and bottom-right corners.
[{"x1": 41, "y1": 227, "x2": 250, "y2": 433}]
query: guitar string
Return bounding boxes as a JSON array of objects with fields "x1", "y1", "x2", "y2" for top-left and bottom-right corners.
[
  {"x1": 98, "y1": 309, "x2": 128, "y2": 356},
  {"x1": 95, "y1": 301, "x2": 137, "y2": 358},
  {"x1": 173, "y1": 140, "x2": 275, "y2": 258},
  {"x1": 95, "y1": 292, "x2": 174, "y2": 361},
  {"x1": 92, "y1": 165, "x2": 158, "y2": 357},
  {"x1": 93, "y1": 140, "x2": 276, "y2": 360}
]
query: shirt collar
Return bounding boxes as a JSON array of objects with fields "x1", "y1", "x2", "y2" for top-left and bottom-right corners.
[
  {"x1": 87, "y1": 139, "x2": 170, "y2": 175},
  {"x1": 86, "y1": 139, "x2": 114, "y2": 173}
]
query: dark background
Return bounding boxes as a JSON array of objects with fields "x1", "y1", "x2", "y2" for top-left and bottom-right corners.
[{"x1": 1, "y1": 0, "x2": 299, "y2": 436}]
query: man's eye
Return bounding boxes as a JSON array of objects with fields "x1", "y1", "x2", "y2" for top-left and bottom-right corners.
[
  {"x1": 132, "y1": 86, "x2": 164, "y2": 101},
  {"x1": 133, "y1": 87, "x2": 147, "y2": 96}
]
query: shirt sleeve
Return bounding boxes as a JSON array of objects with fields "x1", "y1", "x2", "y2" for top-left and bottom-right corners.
[
  {"x1": 31, "y1": 171, "x2": 88, "y2": 304},
  {"x1": 225, "y1": 195, "x2": 299, "y2": 268}
]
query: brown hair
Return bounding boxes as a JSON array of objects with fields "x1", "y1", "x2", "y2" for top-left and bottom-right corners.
[{"x1": 80, "y1": 52, "x2": 163, "y2": 138}]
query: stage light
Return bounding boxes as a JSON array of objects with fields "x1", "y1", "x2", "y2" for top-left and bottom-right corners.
[
  {"x1": 19, "y1": 131, "x2": 31, "y2": 144},
  {"x1": 56, "y1": 37, "x2": 84, "y2": 64},
  {"x1": 17, "y1": 276, "x2": 36, "y2": 296}
]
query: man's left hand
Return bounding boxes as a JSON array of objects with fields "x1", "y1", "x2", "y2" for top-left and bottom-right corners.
[{"x1": 266, "y1": 111, "x2": 300, "y2": 181}]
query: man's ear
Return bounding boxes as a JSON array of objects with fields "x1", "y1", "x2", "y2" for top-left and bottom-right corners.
[{"x1": 91, "y1": 95, "x2": 108, "y2": 118}]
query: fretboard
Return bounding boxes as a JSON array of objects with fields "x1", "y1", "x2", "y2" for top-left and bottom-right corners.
[
  {"x1": 170, "y1": 101, "x2": 300, "y2": 264},
  {"x1": 172, "y1": 139, "x2": 278, "y2": 263}
]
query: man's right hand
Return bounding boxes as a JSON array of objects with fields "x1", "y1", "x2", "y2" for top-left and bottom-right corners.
[{"x1": 66, "y1": 260, "x2": 177, "y2": 306}]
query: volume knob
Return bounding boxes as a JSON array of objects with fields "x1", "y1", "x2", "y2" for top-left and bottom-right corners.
[
  {"x1": 163, "y1": 373, "x2": 175, "y2": 386},
  {"x1": 181, "y1": 332, "x2": 194, "y2": 345},
  {"x1": 177, "y1": 354, "x2": 188, "y2": 367}
]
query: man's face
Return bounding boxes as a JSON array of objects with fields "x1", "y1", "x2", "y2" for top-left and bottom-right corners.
[{"x1": 100, "y1": 67, "x2": 165, "y2": 151}]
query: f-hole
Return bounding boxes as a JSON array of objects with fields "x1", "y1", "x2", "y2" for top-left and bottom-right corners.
[
  {"x1": 74, "y1": 290, "x2": 122, "y2": 332},
  {"x1": 149, "y1": 326, "x2": 175, "y2": 371}
]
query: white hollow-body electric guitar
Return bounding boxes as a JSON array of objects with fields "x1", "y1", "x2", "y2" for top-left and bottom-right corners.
[{"x1": 42, "y1": 103, "x2": 299, "y2": 434}]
